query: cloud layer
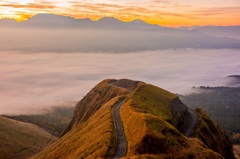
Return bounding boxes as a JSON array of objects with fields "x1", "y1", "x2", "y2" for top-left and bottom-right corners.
[{"x1": 0, "y1": 49, "x2": 240, "y2": 114}]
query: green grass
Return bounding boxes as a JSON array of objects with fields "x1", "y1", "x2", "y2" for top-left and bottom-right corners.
[{"x1": 130, "y1": 84, "x2": 177, "y2": 121}]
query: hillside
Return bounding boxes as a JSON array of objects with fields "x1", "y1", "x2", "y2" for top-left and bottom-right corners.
[
  {"x1": 6, "y1": 107, "x2": 74, "y2": 137},
  {"x1": 33, "y1": 79, "x2": 234, "y2": 159},
  {"x1": 0, "y1": 116, "x2": 57, "y2": 159}
]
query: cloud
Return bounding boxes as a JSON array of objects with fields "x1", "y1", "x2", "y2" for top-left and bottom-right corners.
[
  {"x1": 0, "y1": 1, "x2": 56, "y2": 20},
  {"x1": 0, "y1": 49, "x2": 240, "y2": 115},
  {"x1": 0, "y1": 2, "x2": 55, "y2": 9}
]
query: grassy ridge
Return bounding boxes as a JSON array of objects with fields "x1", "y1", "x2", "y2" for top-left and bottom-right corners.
[
  {"x1": 33, "y1": 97, "x2": 122, "y2": 159},
  {"x1": 0, "y1": 116, "x2": 56, "y2": 159},
  {"x1": 32, "y1": 80, "x2": 231, "y2": 159},
  {"x1": 120, "y1": 84, "x2": 224, "y2": 158},
  {"x1": 63, "y1": 79, "x2": 133, "y2": 135},
  {"x1": 121, "y1": 100, "x2": 147, "y2": 155},
  {"x1": 130, "y1": 84, "x2": 176, "y2": 121},
  {"x1": 34, "y1": 79, "x2": 142, "y2": 158}
]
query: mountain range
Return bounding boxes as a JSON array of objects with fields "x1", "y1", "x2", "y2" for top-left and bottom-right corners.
[{"x1": 0, "y1": 14, "x2": 240, "y2": 52}]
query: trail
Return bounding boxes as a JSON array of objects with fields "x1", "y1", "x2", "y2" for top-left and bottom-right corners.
[
  {"x1": 184, "y1": 109, "x2": 198, "y2": 137},
  {"x1": 113, "y1": 99, "x2": 127, "y2": 159}
]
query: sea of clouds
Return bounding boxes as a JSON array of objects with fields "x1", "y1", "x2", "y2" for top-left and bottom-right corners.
[{"x1": 0, "y1": 49, "x2": 239, "y2": 114}]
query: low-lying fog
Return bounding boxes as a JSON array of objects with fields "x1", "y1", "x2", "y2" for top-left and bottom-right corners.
[{"x1": 0, "y1": 49, "x2": 239, "y2": 114}]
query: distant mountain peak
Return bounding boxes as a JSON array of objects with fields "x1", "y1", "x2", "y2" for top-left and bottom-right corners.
[{"x1": 29, "y1": 13, "x2": 77, "y2": 22}]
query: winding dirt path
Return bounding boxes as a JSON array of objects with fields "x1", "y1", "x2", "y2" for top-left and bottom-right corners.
[
  {"x1": 113, "y1": 99, "x2": 127, "y2": 159},
  {"x1": 184, "y1": 109, "x2": 198, "y2": 137}
]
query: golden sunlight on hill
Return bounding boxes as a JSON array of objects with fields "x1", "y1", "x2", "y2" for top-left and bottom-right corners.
[{"x1": 33, "y1": 79, "x2": 234, "y2": 159}]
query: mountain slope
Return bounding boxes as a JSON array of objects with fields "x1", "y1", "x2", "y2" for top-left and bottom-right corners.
[
  {"x1": 1, "y1": 14, "x2": 240, "y2": 52},
  {"x1": 33, "y1": 79, "x2": 234, "y2": 159},
  {"x1": 0, "y1": 116, "x2": 57, "y2": 159}
]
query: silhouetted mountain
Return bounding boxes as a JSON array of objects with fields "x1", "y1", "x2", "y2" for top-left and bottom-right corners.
[
  {"x1": 1, "y1": 14, "x2": 240, "y2": 52},
  {"x1": 4, "y1": 14, "x2": 160, "y2": 30}
]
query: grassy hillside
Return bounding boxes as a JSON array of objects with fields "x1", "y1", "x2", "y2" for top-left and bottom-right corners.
[
  {"x1": 130, "y1": 84, "x2": 176, "y2": 121},
  {"x1": 6, "y1": 107, "x2": 74, "y2": 137},
  {"x1": 34, "y1": 79, "x2": 233, "y2": 159},
  {"x1": 193, "y1": 108, "x2": 234, "y2": 159},
  {"x1": 121, "y1": 84, "x2": 224, "y2": 158},
  {"x1": 33, "y1": 97, "x2": 122, "y2": 159},
  {"x1": 62, "y1": 79, "x2": 143, "y2": 136},
  {"x1": 0, "y1": 116, "x2": 56, "y2": 159}
]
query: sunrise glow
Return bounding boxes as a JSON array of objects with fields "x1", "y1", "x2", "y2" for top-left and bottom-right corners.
[{"x1": 0, "y1": 0, "x2": 240, "y2": 27}]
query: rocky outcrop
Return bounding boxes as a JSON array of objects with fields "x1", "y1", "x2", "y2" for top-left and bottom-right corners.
[
  {"x1": 193, "y1": 108, "x2": 235, "y2": 159},
  {"x1": 171, "y1": 97, "x2": 197, "y2": 136},
  {"x1": 170, "y1": 97, "x2": 234, "y2": 159}
]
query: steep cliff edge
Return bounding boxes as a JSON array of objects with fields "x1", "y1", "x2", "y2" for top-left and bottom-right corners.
[{"x1": 34, "y1": 79, "x2": 234, "y2": 159}]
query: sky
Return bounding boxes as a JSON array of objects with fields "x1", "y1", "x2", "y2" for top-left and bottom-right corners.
[{"x1": 0, "y1": 0, "x2": 239, "y2": 27}]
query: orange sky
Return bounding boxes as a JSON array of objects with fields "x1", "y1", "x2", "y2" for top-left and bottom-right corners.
[{"x1": 0, "y1": 0, "x2": 239, "y2": 27}]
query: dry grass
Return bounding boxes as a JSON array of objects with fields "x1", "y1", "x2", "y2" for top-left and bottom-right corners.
[
  {"x1": 130, "y1": 84, "x2": 176, "y2": 121},
  {"x1": 63, "y1": 79, "x2": 132, "y2": 135},
  {"x1": 33, "y1": 97, "x2": 122, "y2": 159},
  {"x1": 194, "y1": 109, "x2": 235, "y2": 159},
  {"x1": 121, "y1": 99, "x2": 147, "y2": 155},
  {"x1": 33, "y1": 80, "x2": 226, "y2": 159},
  {"x1": 0, "y1": 116, "x2": 56, "y2": 159},
  {"x1": 120, "y1": 84, "x2": 224, "y2": 159}
]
